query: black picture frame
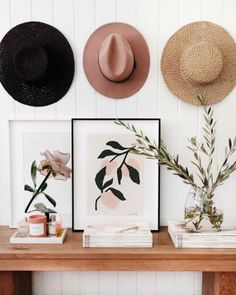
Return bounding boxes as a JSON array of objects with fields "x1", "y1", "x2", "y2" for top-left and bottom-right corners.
[{"x1": 72, "y1": 118, "x2": 160, "y2": 232}]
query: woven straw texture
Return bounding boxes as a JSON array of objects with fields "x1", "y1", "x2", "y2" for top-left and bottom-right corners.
[
  {"x1": 0, "y1": 21, "x2": 74, "y2": 107},
  {"x1": 161, "y1": 21, "x2": 236, "y2": 105}
]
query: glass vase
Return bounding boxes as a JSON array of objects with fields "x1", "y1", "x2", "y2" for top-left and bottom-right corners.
[{"x1": 184, "y1": 188, "x2": 223, "y2": 232}]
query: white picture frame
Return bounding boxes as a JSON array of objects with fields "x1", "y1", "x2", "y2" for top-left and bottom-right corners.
[
  {"x1": 9, "y1": 120, "x2": 71, "y2": 227},
  {"x1": 72, "y1": 118, "x2": 160, "y2": 231}
]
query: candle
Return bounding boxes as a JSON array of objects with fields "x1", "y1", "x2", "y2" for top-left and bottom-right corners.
[{"x1": 28, "y1": 214, "x2": 46, "y2": 237}]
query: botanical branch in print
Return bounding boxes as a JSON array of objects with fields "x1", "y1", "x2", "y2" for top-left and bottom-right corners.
[{"x1": 95, "y1": 140, "x2": 140, "y2": 211}]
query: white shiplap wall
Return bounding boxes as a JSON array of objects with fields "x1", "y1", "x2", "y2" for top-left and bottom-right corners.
[{"x1": 1, "y1": 0, "x2": 236, "y2": 294}]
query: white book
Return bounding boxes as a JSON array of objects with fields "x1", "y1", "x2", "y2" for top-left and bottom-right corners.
[
  {"x1": 83, "y1": 221, "x2": 152, "y2": 248},
  {"x1": 168, "y1": 221, "x2": 236, "y2": 248}
]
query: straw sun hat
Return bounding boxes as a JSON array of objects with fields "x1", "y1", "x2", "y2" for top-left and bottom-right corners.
[
  {"x1": 83, "y1": 22, "x2": 150, "y2": 98},
  {"x1": 0, "y1": 21, "x2": 74, "y2": 107},
  {"x1": 161, "y1": 21, "x2": 236, "y2": 105}
]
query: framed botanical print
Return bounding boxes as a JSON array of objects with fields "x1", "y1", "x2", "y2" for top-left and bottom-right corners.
[
  {"x1": 9, "y1": 120, "x2": 71, "y2": 227},
  {"x1": 72, "y1": 118, "x2": 160, "y2": 231}
]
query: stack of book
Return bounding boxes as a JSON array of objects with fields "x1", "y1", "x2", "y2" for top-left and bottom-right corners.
[
  {"x1": 168, "y1": 221, "x2": 236, "y2": 248},
  {"x1": 83, "y1": 222, "x2": 153, "y2": 248}
]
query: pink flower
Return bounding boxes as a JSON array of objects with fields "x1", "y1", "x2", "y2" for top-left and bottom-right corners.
[{"x1": 38, "y1": 150, "x2": 71, "y2": 180}]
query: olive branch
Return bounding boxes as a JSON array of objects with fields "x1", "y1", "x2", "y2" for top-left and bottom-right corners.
[{"x1": 115, "y1": 96, "x2": 236, "y2": 207}]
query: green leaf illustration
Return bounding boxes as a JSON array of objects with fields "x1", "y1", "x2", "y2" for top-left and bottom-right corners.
[
  {"x1": 98, "y1": 149, "x2": 117, "y2": 159},
  {"x1": 34, "y1": 203, "x2": 47, "y2": 212},
  {"x1": 106, "y1": 141, "x2": 127, "y2": 150},
  {"x1": 125, "y1": 163, "x2": 140, "y2": 184},
  {"x1": 40, "y1": 182, "x2": 48, "y2": 192},
  {"x1": 46, "y1": 208, "x2": 57, "y2": 213},
  {"x1": 95, "y1": 166, "x2": 106, "y2": 190},
  {"x1": 109, "y1": 187, "x2": 126, "y2": 201},
  {"x1": 103, "y1": 178, "x2": 113, "y2": 190},
  {"x1": 43, "y1": 193, "x2": 56, "y2": 207},
  {"x1": 24, "y1": 184, "x2": 35, "y2": 193},
  {"x1": 31, "y1": 160, "x2": 37, "y2": 187},
  {"x1": 34, "y1": 203, "x2": 57, "y2": 213},
  {"x1": 117, "y1": 166, "x2": 122, "y2": 185}
]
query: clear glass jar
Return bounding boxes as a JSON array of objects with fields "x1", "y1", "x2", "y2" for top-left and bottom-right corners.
[
  {"x1": 184, "y1": 188, "x2": 223, "y2": 232},
  {"x1": 49, "y1": 213, "x2": 56, "y2": 236}
]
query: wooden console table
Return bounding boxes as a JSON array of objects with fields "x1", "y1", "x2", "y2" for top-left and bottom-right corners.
[{"x1": 0, "y1": 226, "x2": 236, "y2": 295}]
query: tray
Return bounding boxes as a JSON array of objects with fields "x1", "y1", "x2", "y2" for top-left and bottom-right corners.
[{"x1": 10, "y1": 228, "x2": 67, "y2": 244}]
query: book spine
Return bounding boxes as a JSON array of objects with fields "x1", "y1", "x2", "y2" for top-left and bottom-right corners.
[{"x1": 168, "y1": 225, "x2": 236, "y2": 248}]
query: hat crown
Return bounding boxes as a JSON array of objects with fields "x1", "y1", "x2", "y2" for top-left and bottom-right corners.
[
  {"x1": 13, "y1": 44, "x2": 48, "y2": 82},
  {"x1": 98, "y1": 33, "x2": 134, "y2": 82},
  {"x1": 180, "y1": 41, "x2": 223, "y2": 85}
]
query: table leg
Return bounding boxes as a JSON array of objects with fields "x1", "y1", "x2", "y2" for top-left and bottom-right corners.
[
  {"x1": 0, "y1": 271, "x2": 32, "y2": 295},
  {"x1": 203, "y1": 272, "x2": 236, "y2": 295}
]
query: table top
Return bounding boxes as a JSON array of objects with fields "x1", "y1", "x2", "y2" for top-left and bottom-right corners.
[{"x1": 1, "y1": 226, "x2": 236, "y2": 271}]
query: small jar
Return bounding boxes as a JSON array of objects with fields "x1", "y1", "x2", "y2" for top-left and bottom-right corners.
[
  {"x1": 49, "y1": 214, "x2": 56, "y2": 236},
  {"x1": 17, "y1": 217, "x2": 29, "y2": 237},
  {"x1": 55, "y1": 214, "x2": 63, "y2": 237},
  {"x1": 28, "y1": 214, "x2": 47, "y2": 237}
]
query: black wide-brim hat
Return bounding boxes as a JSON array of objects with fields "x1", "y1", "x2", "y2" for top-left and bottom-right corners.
[{"x1": 0, "y1": 21, "x2": 74, "y2": 107}]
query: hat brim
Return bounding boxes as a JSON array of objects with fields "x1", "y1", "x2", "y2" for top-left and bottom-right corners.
[
  {"x1": 83, "y1": 22, "x2": 150, "y2": 98},
  {"x1": 0, "y1": 21, "x2": 74, "y2": 107},
  {"x1": 161, "y1": 21, "x2": 236, "y2": 105}
]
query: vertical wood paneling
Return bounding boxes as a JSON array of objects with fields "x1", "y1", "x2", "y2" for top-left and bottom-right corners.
[
  {"x1": 174, "y1": 0, "x2": 202, "y2": 223},
  {"x1": 4, "y1": 0, "x2": 236, "y2": 293},
  {"x1": 117, "y1": 272, "x2": 137, "y2": 295},
  {"x1": 176, "y1": 272, "x2": 195, "y2": 295},
  {"x1": 61, "y1": 271, "x2": 80, "y2": 295},
  {"x1": 10, "y1": 0, "x2": 36, "y2": 119},
  {"x1": 195, "y1": 272, "x2": 203, "y2": 295},
  {"x1": 156, "y1": 272, "x2": 176, "y2": 295},
  {"x1": 95, "y1": 0, "x2": 117, "y2": 118},
  {"x1": 217, "y1": 0, "x2": 236, "y2": 227},
  {"x1": 42, "y1": 272, "x2": 62, "y2": 295},
  {"x1": 79, "y1": 272, "x2": 99, "y2": 295},
  {"x1": 53, "y1": 0, "x2": 76, "y2": 119},
  {"x1": 32, "y1": 272, "x2": 43, "y2": 295},
  {"x1": 116, "y1": 0, "x2": 138, "y2": 118},
  {"x1": 99, "y1": 272, "x2": 118, "y2": 295},
  {"x1": 137, "y1": 272, "x2": 156, "y2": 295},
  {"x1": 75, "y1": 0, "x2": 96, "y2": 118},
  {"x1": 200, "y1": 0, "x2": 222, "y2": 166},
  {"x1": 158, "y1": 0, "x2": 181, "y2": 224},
  {"x1": 137, "y1": 0, "x2": 158, "y2": 118},
  {"x1": 32, "y1": 0, "x2": 57, "y2": 119},
  {"x1": 0, "y1": 0, "x2": 13, "y2": 226}
]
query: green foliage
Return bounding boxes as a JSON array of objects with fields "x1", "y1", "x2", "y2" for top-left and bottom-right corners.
[
  {"x1": 31, "y1": 160, "x2": 37, "y2": 188},
  {"x1": 25, "y1": 162, "x2": 56, "y2": 213},
  {"x1": 108, "y1": 187, "x2": 126, "y2": 201},
  {"x1": 95, "y1": 167, "x2": 106, "y2": 190},
  {"x1": 43, "y1": 193, "x2": 56, "y2": 207},
  {"x1": 94, "y1": 139, "x2": 141, "y2": 210},
  {"x1": 106, "y1": 141, "x2": 127, "y2": 150},
  {"x1": 24, "y1": 184, "x2": 35, "y2": 193},
  {"x1": 125, "y1": 163, "x2": 140, "y2": 184},
  {"x1": 115, "y1": 99, "x2": 236, "y2": 201},
  {"x1": 98, "y1": 150, "x2": 117, "y2": 158},
  {"x1": 33, "y1": 203, "x2": 57, "y2": 214},
  {"x1": 102, "y1": 178, "x2": 113, "y2": 190}
]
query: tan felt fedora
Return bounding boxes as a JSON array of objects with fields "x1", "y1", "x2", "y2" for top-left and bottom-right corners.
[
  {"x1": 161, "y1": 21, "x2": 236, "y2": 105},
  {"x1": 83, "y1": 22, "x2": 150, "y2": 98}
]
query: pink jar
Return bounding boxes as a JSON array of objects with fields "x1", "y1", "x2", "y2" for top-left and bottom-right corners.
[{"x1": 28, "y1": 214, "x2": 47, "y2": 237}]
